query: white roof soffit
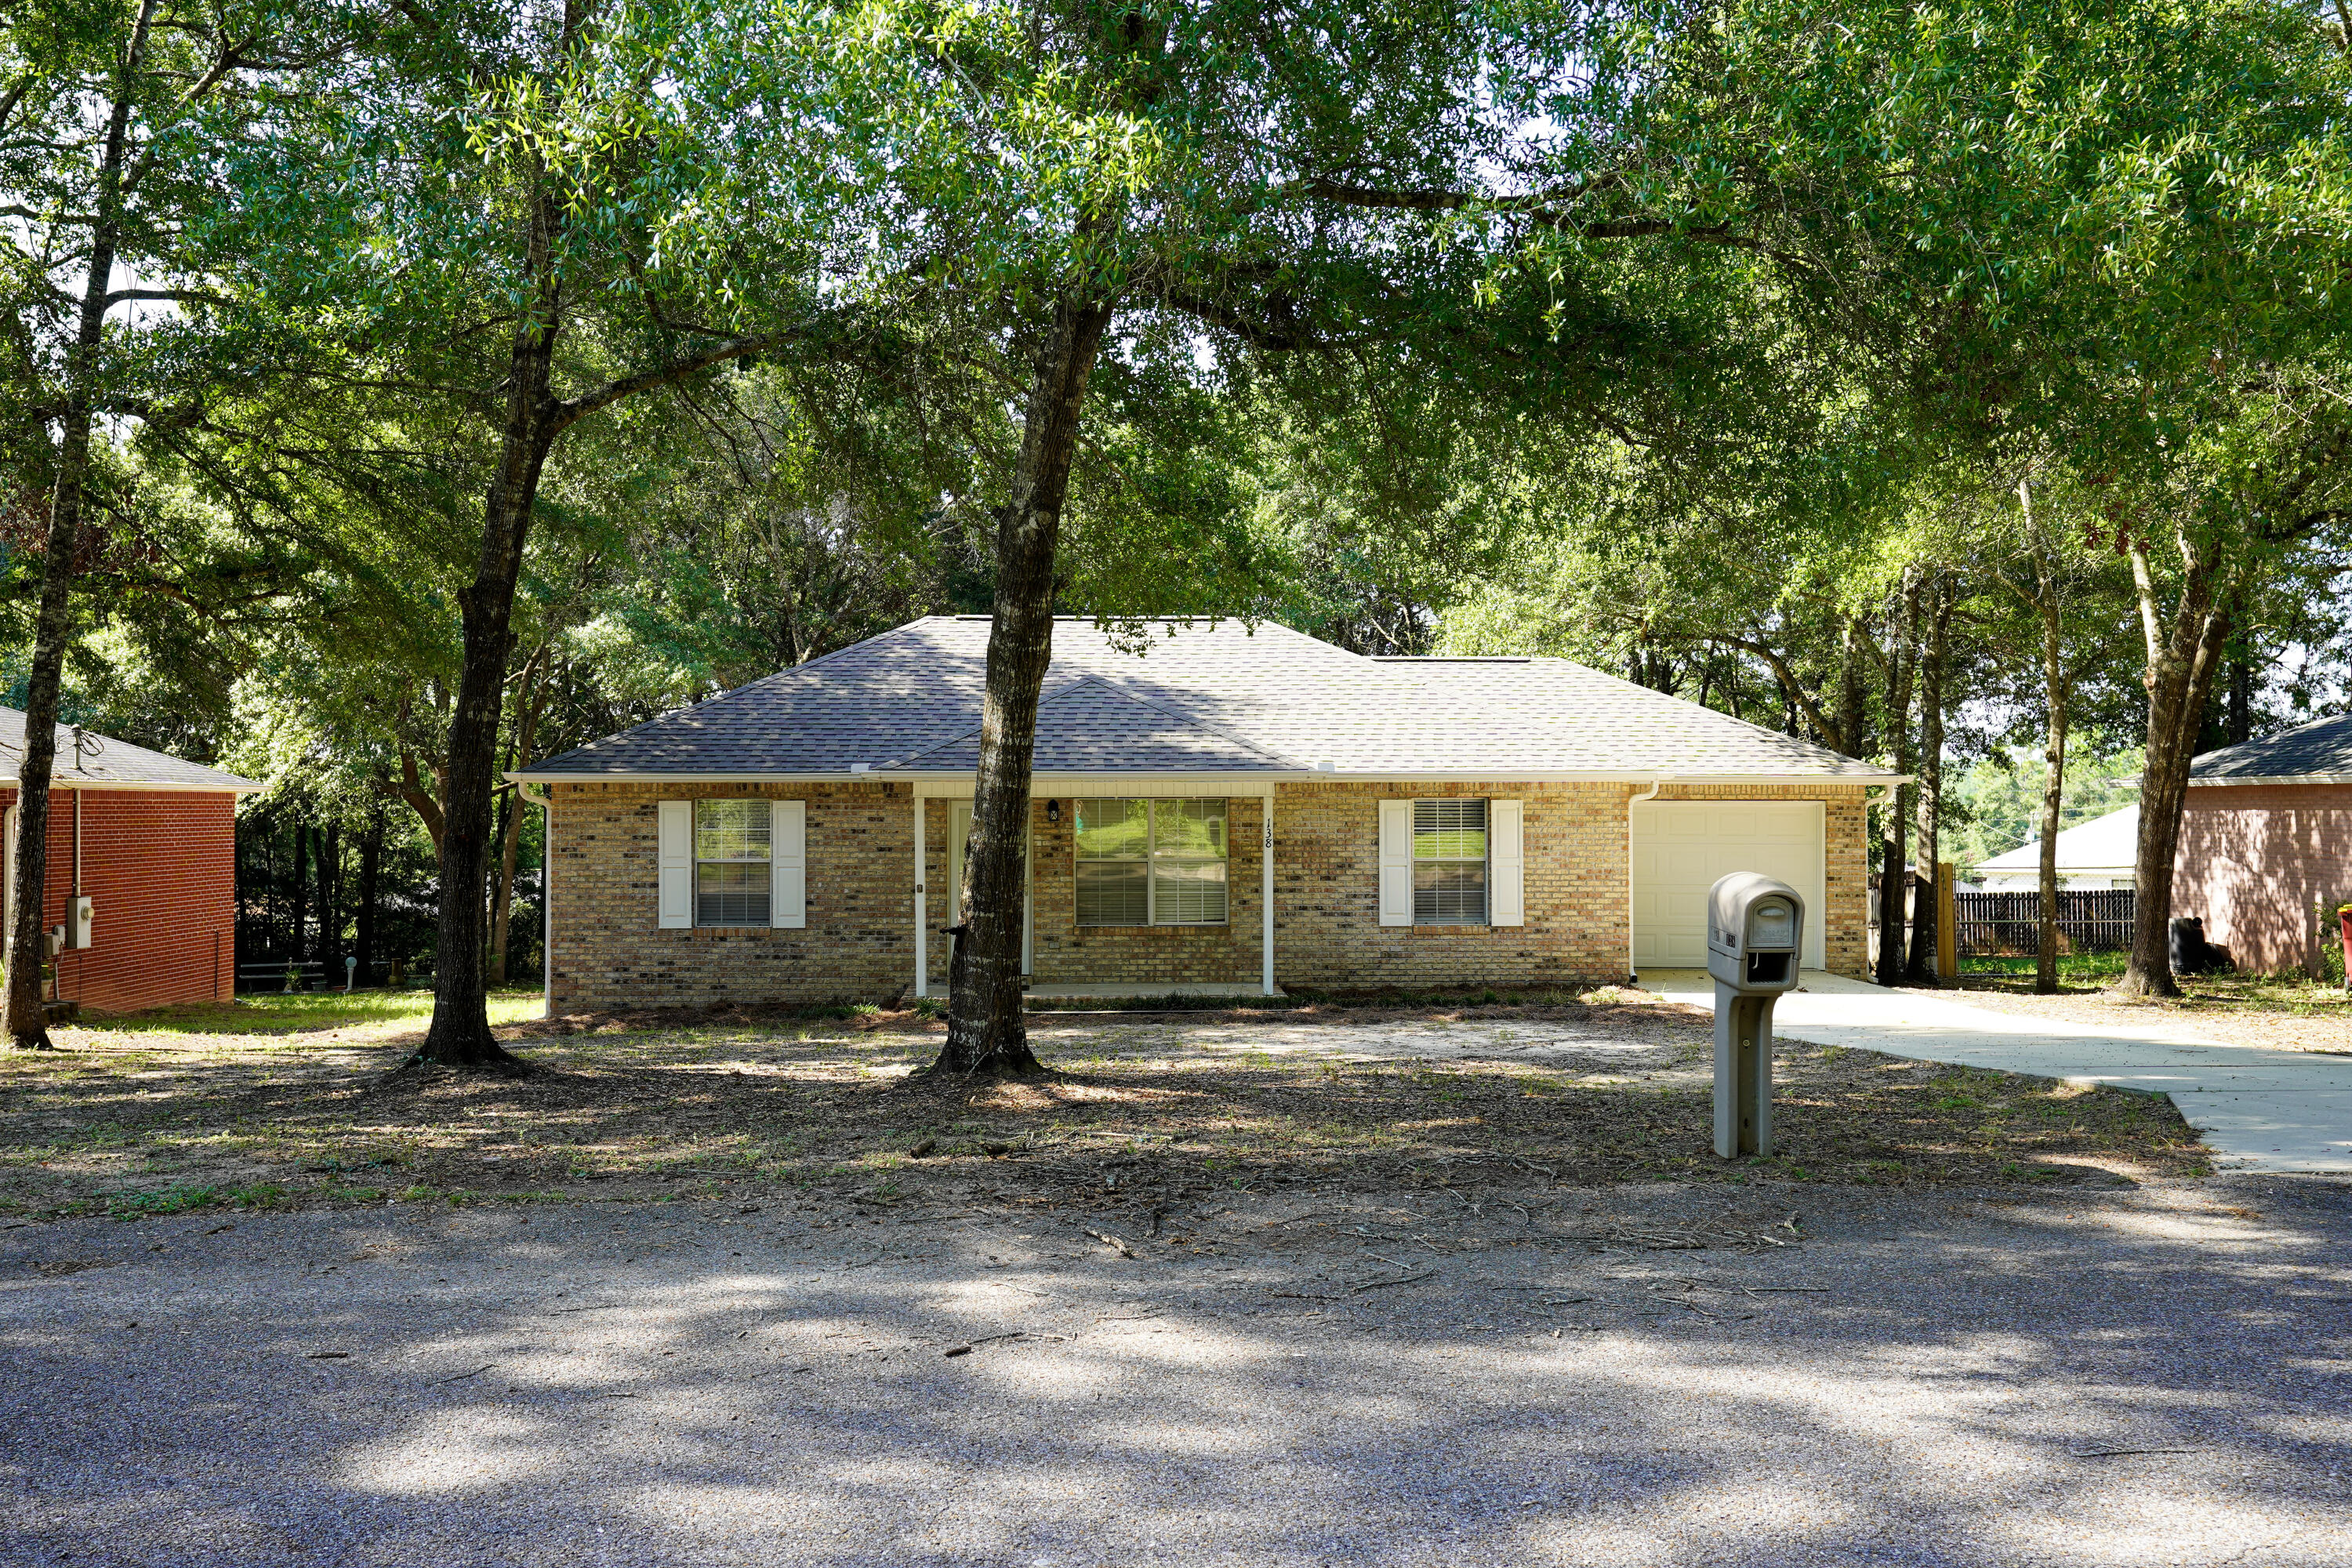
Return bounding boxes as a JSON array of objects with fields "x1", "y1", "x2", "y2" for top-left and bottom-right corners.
[
  {"x1": 510, "y1": 768, "x2": 1904, "y2": 786},
  {"x1": 2187, "y1": 774, "x2": 2352, "y2": 787},
  {"x1": 1, "y1": 777, "x2": 264, "y2": 794}
]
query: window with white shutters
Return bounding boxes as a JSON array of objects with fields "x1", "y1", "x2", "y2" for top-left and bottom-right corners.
[
  {"x1": 1076, "y1": 798, "x2": 1228, "y2": 927},
  {"x1": 695, "y1": 799, "x2": 772, "y2": 927},
  {"x1": 1412, "y1": 798, "x2": 1488, "y2": 925}
]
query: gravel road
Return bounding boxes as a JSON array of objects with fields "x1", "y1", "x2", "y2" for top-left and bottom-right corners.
[{"x1": 3, "y1": 1176, "x2": 2347, "y2": 1566}]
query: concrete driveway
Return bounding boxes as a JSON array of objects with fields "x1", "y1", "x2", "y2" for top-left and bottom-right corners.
[{"x1": 1650, "y1": 971, "x2": 2352, "y2": 1176}]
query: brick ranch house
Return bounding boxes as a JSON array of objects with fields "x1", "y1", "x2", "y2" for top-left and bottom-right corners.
[
  {"x1": 0, "y1": 709, "x2": 260, "y2": 1011},
  {"x1": 514, "y1": 617, "x2": 1898, "y2": 1011},
  {"x1": 2177, "y1": 713, "x2": 2352, "y2": 974}
]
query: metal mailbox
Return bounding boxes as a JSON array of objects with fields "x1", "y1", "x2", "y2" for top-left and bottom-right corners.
[{"x1": 1705, "y1": 872, "x2": 1806, "y2": 1159}]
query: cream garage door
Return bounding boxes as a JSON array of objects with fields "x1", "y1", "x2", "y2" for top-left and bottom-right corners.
[{"x1": 1631, "y1": 800, "x2": 1827, "y2": 971}]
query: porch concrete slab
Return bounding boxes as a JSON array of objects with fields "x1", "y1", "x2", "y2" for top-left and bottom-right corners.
[
  {"x1": 1646, "y1": 968, "x2": 2352, "y2": 1175},
  {"x1": 1025, "y1": 982, "x2": 1285, "y2": 1001}
]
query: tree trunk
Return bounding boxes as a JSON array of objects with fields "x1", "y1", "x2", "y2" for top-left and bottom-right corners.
[
  {"x1": 356, "y1": 811, "x2": 382, "y2": 989},
  {"x1": 1875, "y1": 579, "x2": 1920, "y2": 987},
  {"x1": 2225, "y1": 651, "x2": 2254, "y2": 746},
  {"x1": 1835, "y1": 615, "x2": 1871, "y2": 759},
  {"x1": 5, "y1": 0, "x2": 157, "y2": 1050},
  {"x1": 2034, "y1": 573, "x2": 2067, "y2": 996},
  {"x1": 2116, "y1": 529, "x2": 2234, "y2": 999},
  {"x1": 930, "y1": 292, "x2": 1116, "y2": 1078},
  {"x1": 318, "y1": 824, "x2": 341, "y2": 979},
  {"x1": 1905, "y1": 581, "x2": 1951, "y2": 983},
  {"x1": 487, "y1": 652, "x2": 546, "y2": 989},
  {"x1": 289, "y1": 822, "x2": 310, "y2": 964},
  {"x1": 486, "y1": 785, "x2": 514, "y2": 987},
  {"x1": 408, "y1": 180, "x2": 567, "y2": 1075}
]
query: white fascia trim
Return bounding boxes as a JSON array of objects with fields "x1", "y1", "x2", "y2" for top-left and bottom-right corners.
[
  {"x1": 517, "y1": 767, "x2": 1905, "y2": 789},
  {"x1": 914, "y1": 771, "x2": 1289, "y2": 798},
  {"x1": 907, "y1": 768, "x2": 1900, "y2": 786},
  {"x1": 2188, "y1": 774, "x2": 2352, "y2": 787},
  {"x1": 0, "y1": 777, "x2": 263, "y2": 793},
  {"x1": 511, "y1": 771, "x2": 894, "y2": 785}
]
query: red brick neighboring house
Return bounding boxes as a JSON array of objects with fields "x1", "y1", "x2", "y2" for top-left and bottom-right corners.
[
  {"x1": 514, "y1": 617, "x2": 1900, "y2": 1011},
  {"x1": 2178, "y1": 713, "x2": 2352, "y2": 975},
  {"x1": 0, "y1": 710, "x2": 260, "y2": 1012}
]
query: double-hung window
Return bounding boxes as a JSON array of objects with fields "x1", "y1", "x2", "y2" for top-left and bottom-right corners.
[
  {"x1": 1075, "y1": 798, "x2": 1228, "y2": 926},
  {"x1": 1412, "y1": 798, "x2": 1488, "y2": 925},
  {"x1": 695, "y1": 799, "x2": 771, "y2": 926}
]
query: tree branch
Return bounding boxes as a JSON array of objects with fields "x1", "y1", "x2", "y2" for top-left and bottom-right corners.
[{"x1": 550, "y1": 313, "x2": 858, "y2": 434}]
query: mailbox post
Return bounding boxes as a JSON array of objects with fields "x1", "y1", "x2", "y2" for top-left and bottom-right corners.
[{"x1": 1705, "y1": 873, "x2": 1806, "y2": 1159}]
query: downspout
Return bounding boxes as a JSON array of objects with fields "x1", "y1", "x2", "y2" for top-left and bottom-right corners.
[
  {"x1": 517, "y1": 781, "x2": 552, "y2": 1019},
  {"x1": 1628, "y1": 777, "x2": 1667, "y2": 985}
]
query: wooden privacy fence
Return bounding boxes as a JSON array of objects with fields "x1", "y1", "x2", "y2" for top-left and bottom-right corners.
[{"x1": 1951, "y1": 889, "x2": 2136, "y2": 956}]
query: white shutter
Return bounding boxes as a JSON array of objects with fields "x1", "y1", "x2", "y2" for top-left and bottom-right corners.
[
  {"x1": 771, "y1": 800, "x2": 806, "y2": 928},
  {"x1": 1377, "y1": 799, "x2": 1413, "y2": 926},
  {"x1": 657, "y1": 800, "x2": 692, "y2": 929},
  {"x1": 1488, "y1": 798, "x2": 1524, "y2": 927}
]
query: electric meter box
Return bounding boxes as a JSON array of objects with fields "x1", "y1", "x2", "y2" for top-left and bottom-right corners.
[{"x1": 66, "y1": 896, "x2": 93, "y2": 950}]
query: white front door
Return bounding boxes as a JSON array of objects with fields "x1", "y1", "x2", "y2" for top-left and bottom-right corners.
[
  {"x1": 948, "y1": 800, "x2": 1031, "y2": 976},
  {"x1": 1631, "y1": 800, "x2": 1828, "y2": 970}
]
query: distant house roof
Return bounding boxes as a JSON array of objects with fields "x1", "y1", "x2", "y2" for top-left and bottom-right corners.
[
  {"x1": 0, "y1": 709, "x2": 259, "y2": 793},
  {"x1": 1975, "y1": 804, "x2": 2140, "y2": 877},
  {"x1": 2191, "y1": 712, "x2": 2352, "y2": 785},
  {"x1": 521, "y1": 616, "x2": 1897, "y2": 783}
]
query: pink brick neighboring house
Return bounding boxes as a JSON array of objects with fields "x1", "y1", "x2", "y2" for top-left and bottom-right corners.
[
  {"x1": 2178, "y1": 713, "x2": 2352, "y2": 975},
  {"x1": 512, "y1": 617, "x2": 1899, "y2": 1010}
]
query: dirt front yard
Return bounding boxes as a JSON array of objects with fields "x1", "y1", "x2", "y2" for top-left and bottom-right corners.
[{"x1": 0, "y1": 988, "x2": 2208, "y2": 1226}]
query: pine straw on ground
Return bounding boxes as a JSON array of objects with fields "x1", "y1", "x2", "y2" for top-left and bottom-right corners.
[{"x1": 0, "y1": 996, "x2": 2208, "y2": 1222}]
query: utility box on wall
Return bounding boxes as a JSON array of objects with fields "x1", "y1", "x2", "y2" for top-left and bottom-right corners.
[{"x1": 67, "y1": 896, "x2": 93, "y2": 950}]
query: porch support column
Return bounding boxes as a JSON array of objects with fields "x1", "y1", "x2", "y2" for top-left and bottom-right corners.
[
  {"x1": 913, "y1": 791, "x2": 927, "y2": 998},
  {"x1": 1261, "y1": 782, "x2": 1276, "y2": 996}
]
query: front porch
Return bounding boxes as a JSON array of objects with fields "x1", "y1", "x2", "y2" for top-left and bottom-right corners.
[{"x1": 913, "y1": 779, "x2": 1277, "y2": 1000}]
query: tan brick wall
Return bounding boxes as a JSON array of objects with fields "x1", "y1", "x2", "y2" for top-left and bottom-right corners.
[
  {"x1": 2177, "y1": 782, "x2": 2352, "y2": 975},
  {"x1": 924, "y1": 795, "x2": 1264, "y2": 990},
  {"x1": 1269, "y1": 781, "x2": 1629, "y2": 987},
  {"x1": 1653, "y1": 782, "x2": 1873, "y2": 979},
  {"x1": 548, "y1": 780, "x2": 913, "y2": 1011},
  {"x1": 549, "y1": 776, "x2": 1873, "y2": 1006}
]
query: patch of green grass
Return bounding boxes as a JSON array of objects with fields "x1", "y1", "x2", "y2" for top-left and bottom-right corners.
[
  {"x1": 98, "y1": 1181, "x2": 290, "y2": 1219},
  {"x1": 1961, "y1": 953, "x2": 2129, "y2": 981}
]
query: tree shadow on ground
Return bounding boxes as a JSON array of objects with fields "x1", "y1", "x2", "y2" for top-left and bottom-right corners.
[{"x1": 2, "y1": 1176, "x2": 2345, "y2": 1566}]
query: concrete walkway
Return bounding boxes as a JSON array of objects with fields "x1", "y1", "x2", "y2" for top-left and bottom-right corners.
[{"x1": 1649, "y1": 969, "x2": 2352, "y2": 1176}]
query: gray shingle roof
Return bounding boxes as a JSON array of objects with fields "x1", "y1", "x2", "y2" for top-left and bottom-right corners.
[
  {"x1": 2192, "y1": 713, "x2": 2352, "y2": 782},
  {"x1": 0, "y1": 708, "x2": 258, "y2": 792},
  {"x1": 520, "y1": 616, "x2": 1895, "y2": 781},
  {"x1": 898, "y1": 677, "x2": 1296, "y2": 772}
]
